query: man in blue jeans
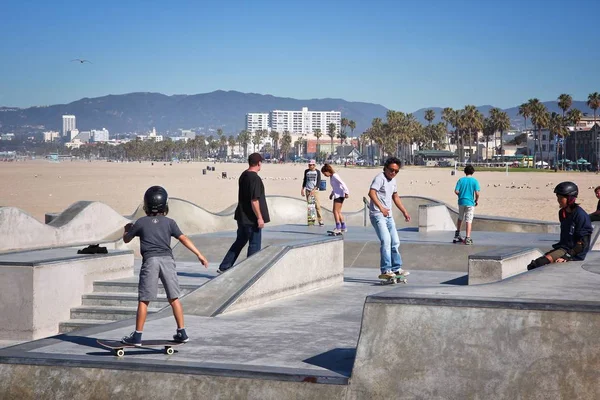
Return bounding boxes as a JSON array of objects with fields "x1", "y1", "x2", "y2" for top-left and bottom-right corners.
[
  {"x1": 368, "y1": 157, "x2": 411, "y2": 279},
  {"x1": 218, "y1": 153, "x2": 270, "y2": 273}
]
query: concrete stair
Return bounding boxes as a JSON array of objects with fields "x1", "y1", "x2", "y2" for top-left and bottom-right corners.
[{"x1": 58, "y1": 280, "x2": 200, "y2": 333}]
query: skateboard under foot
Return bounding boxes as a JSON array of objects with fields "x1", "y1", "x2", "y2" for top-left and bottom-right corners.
[
  {"x1": 97, "y1": 339, "x2": 184, "y2": 357},
  {"x1": 378, "y1": 273, "x2": 408, "y2": 285},
  {"x1": 327, "y1": 230, "x2": 343, "y2": 236}
]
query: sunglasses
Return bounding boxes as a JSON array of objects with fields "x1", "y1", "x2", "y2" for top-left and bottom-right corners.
[{"x1": 386, "y1": 167, "x2": 400, "y2": 174}]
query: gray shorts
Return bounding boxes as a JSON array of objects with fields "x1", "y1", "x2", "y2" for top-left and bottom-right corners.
[
  {"x1": 139, "y1": 256, "x2": 181, "y2": 301},
  {"x1": 458, "y1": 205, "x2": 475, "y2": 223}
]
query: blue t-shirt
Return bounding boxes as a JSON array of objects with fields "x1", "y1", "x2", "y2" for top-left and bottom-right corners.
[{"x1": 455, "y1": 176, "x2": 480, "y2": 206}]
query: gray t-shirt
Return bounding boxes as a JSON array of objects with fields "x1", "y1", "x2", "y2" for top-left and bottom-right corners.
[
  {"x1": 124, "y1": 215, "x2": 183, "y2": 261},
  {"x1": 369, "y1": 172, "x2": 397, "y2": 216}
]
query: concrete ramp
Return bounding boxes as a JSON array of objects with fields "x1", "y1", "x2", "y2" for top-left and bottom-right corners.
[{"x1": 181, "y1": 237, "x2": 344, "y2": 316}]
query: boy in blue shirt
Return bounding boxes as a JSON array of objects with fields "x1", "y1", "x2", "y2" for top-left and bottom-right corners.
[{"x1": 454, "y1": 165, "x2": 480, "y2": 245}]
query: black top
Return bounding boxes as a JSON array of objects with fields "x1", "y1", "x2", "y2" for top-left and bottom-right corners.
[
  {"x1": 596, "y1": 199, "x2": 600, "y2": 212},
  {"x1": 124, "y1": 215, "x2": 183, "y2": 261},
  {"x1": 302, "y1": 169, "x2": 322, "y2": 191},
  {"x1": 234, "y1": 170, "x2": 270, "y2": 226},
  {"x1": 555, "y1": 205, "x2": 593, "y2": 260}
]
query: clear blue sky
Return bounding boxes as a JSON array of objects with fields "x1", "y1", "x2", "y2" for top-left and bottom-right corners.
[{"x1": 1, "y1": 0, "x2": 598, "y2": 112}]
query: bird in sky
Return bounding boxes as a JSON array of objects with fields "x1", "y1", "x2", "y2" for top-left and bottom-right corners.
[{"x1": 71, "y1": 59, "x2": 92, "y2": 64}]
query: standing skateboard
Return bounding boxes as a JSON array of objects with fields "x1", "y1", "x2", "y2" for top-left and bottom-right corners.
[
  {"x1": 327, "y1": 230, "x2": 343, "y2": 236},
  {"x1": 378, "y1": 273, "x2": 409, "y2": 285},
  {"x1": 452, "y1": 236, "x2": 464, "y2": 244},
  {"x1": 97, "y1": 339, "x2": 184, "y2": 357},
  {"x1": 307, "y1": 195, "x2": 317, "y2": 226}
]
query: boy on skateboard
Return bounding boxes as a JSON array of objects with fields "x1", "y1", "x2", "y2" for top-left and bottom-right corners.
[
  {"x1": 121, "y1": 186, "x2": 209, "y2": 346},
  {"x1": 454, "y1": 165, "x2": 480, "y2": 245},
  {"x1": 527, "y1": 182, "x2": 593, "y2": 270},
  {"x1": 301, "y1": 159, "x2": 324, "y2": 226},
  {"x1": 368, "y1": 157, "x2": 411, "y2": 280}
]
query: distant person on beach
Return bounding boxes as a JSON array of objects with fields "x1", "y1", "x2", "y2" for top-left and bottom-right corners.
[
  {"x1": 368, "y1": 157, "x2": 411, "y2": 279},
  {"x1": 527, "y1": 182, "x2": 593, "y2": 270},
  {"x1": 217, "y1": 153, "x2": 270, "y2": 273},
  {"x1": 321, "y1": 163, "x2": 349, "y2": 234},
  {"x1": 122, "y1": 186, "x2": 208, "y2": 346},
  {"x1": 301, "y1": 159, "x2": 324, "y2": 226},
  {"x1": 453, "y1": 165, "x2": 480, "y2": 245},
  {"x1": 588, "y1": 186, "x2": 600, "y2": 222}
]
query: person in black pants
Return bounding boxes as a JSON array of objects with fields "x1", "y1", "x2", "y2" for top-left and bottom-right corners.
[
  {"x1": 217, "y1": 153, "x2": 270, "y2": 273},
  {"x1": 588, "y1": 186, "x2": 600, "y2": 222}
]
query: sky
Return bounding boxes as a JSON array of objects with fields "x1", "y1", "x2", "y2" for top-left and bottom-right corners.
[{"x1": 1, "y1": 0, "x2": 599, "y2": 112}]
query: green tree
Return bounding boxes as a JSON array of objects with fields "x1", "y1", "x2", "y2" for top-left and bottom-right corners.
[
  {"x1": 327, "y1": 123, "x2": 337, "y2": 156},
  {"x1": 490, "y1": 108, "x2": 510, "y2": 159},
  {"x1": 237, "y1": 130, "x2": 251, "y2": 158},
  {"x1": 441, "y1": 107, "x2": 454, "y2": 151},
  {"x1": 462, "y1": 105, "x2": 483, "y2": 161},
  {"x1": 424, "y1": 109, "x2": 435, "y2": 148},
  {"x1": 518, "y1": 103, "x2": 531, "y2": 131},
  {"x1": 557, "y1": 94, "x2": 572, "y2": 168},
  {"x1": 219, "y1": 134, "x2": 228, "y2": 159},
  {"x1": 228, "y1": 135, "x2": 236, "y2": 158},
  {"x1": 279, "y1": 131, "x2": 292, "y2": 161},
  {"x1": 252, "y1": 130, "x2": 262, "y2": 153},
  {"x1": 567, "y1": 108, "x2": 583, "y2": 162},
  {"x1": 529, "y1": 99, "x2": 549, "y2": 165},
  {"x1": 348, "y1": 120, "x2": 356, "y2": 137},
  {"x1": 269, "y1": 130, "x2": 280, "y2": 159},
  {"x1": 548, "y1": 112, "x2": 567, "y2": 170},
  {"x1": 313, "y1": 128, "x2": 323, "y2": 160},
  {"x1": 482, "y1": 117, "x2": 495, "y2": 160}
]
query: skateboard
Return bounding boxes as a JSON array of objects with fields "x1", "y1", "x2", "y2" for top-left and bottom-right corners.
[
  {"x1": 327, "y1": 230, "x2": 343, "y2": 236},
  {"x1": 307, "y1": 195, "x2": 317, "y2": 226},
  {"x1": 378, "y1": 273, "x2": 409, "y2": 285},
  {"x1": 452, "y1": 237, "x2": 464, "y2": 244},
  {"x1": 97, "y1": 339, "x2": 184, "y2": 357}
]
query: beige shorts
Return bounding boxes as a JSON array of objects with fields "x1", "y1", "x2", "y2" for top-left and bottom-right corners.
[{"x1": 458, "y1": 205, "x2": 475, "y2": 223}]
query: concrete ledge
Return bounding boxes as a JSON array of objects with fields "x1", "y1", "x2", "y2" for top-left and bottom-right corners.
[
  {"x1": 0, "y1": 249, "x2": 134, "y2": 340},
  {"x1": 181, "y1": 237, "x2": 344, "y2": 316},
  {"x1": 418, "y1": 203, "x2": 456, "y2": 232},
  {"x1": 468, "y1": 246, "x2": 542, "y2": 285}
]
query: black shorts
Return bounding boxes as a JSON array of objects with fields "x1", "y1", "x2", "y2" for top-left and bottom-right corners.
[{"x1": 333, "y1": 197, "x2": 345, "y2": 204}]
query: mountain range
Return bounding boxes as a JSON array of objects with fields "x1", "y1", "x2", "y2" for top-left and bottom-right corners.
[{"x1": 0, "y1": 91, "x2": 596, "y2": 135}]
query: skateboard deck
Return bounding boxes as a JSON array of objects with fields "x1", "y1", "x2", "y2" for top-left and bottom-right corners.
[
  {"x1": 327, "y1": 230, "x2": 343, "y2": 236},
  {"x1": 97, "y1": 339, "x2": 184, "y2": 357},
  {"x1": 452, "y1": 237, "x2": 464, "y2": 244},
  {"x1": 307, "y1": 195, "x2": 317, "y2": 226},
  {"x1": 378, "y1": 273, "x2": 409, "y2": 285}
]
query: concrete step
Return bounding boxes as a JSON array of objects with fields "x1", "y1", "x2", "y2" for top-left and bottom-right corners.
[
  {"x1": 82, "y1": 293, "x2": 169, "y2": 307},
  {"x1": 93, "y1": 281, "x2": 199, "y2": 295},
  {"x1": 58, "y1": 319, "x2": 116, "y2": 334},
  {"x1": 70, "y1": 306, "x2": 161, "y2": 321}
]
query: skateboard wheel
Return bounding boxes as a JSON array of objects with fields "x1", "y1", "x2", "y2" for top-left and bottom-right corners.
[
  {"x1": 116, "y1": 349, "x2": 125, "y2": 357},
  {"x1": 166, "y1": 347, "x2": 174, "y2": 355}
]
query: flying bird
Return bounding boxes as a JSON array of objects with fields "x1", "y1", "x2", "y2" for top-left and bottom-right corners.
[{"x1": 71, "y1": 59, "x2": 92, "y2": 64}]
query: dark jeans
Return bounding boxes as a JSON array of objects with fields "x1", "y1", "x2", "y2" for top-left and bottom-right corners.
[{"x1": 219, "y1": 222, "x2": 262, "y2": 271}]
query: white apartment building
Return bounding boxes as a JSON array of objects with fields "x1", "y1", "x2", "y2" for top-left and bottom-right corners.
[
  {"x1": 91, "y1": 128, "x2": 110, "y2": 142},
  {"x1": 270, "y1": 107, "x2": 341, "y2": 135},
  {"x1": 62, "y1": 115, "x2": 76, "y2": 137},
  {"x1": 246, "y1": 113, "x2": 270, "y2": 133},
  {"x1": 43, "y1": 131, "x2": 60, "y2": 142}
]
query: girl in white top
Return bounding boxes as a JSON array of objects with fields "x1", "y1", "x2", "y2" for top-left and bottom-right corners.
[{"x1": 321, "y1": 164, "x2": 350, "y2": 233}]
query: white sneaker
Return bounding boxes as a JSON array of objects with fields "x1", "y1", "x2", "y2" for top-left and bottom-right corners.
[{"x1": 395, "y1": 269, "x2": 410, "y2": 277}]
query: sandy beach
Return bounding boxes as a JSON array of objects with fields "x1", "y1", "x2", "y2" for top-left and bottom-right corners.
[{"x1": 2, "y1": 160, "x2": 600, "y2": 223}]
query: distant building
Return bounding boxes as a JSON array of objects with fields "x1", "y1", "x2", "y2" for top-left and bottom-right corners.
[
  {"x1": 1, "y1": 133, "x2": 15, "y2": 141},
  {"x1": 246, "y1": 113, "x2": 270, "y2": 133},
  {"x1": 91, "y1": 128, "x2": 109, "y2": 142},
  {"x1": 73, "y1": 131, "x2": 92, "y2": 143},
  {"x1": 62, "y1": 115, "x2": 76, "y2": 137},
  {"x1": 137, "y1": 127, "x2": 163, "y2": 142},
  {"x1": 270, "y1": 107, "x2": 341, "y2": 135},
  {"x1": 67, "y1": 129, "x2": 79, "y2": 141},
  {"x1": 43, "y1": 131, "x2": 60, "y2": 142}
]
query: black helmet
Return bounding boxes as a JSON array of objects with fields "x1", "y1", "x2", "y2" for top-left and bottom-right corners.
[
  {"x1": 143, "y1": 186, "x2": 168, "y2": 214},
  {"x1": 554, "y1": 181, "x2": 578, "y2": 197}
]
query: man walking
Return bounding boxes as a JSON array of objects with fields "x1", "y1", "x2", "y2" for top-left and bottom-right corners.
[
  {"x1": 301, "y1": 159, "x2": 324, "y2": 226},
  {"x1": 218, "y1": 153, "x2": 270, "y2": 273}
]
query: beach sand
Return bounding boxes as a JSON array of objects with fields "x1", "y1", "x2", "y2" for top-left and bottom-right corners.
[{"x1": 2, "y1": 160, "x2": 599, "y2": 223}]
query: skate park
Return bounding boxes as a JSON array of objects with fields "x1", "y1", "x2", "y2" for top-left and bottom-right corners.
[{"x1": 1, "y1": 196, "x2": 599, "y2": 399}]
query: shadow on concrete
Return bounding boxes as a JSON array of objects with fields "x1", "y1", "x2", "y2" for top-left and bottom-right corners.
[
  {"x1": 398, "y1": 227, "x2": 419, "y2": 232},
  {"x1": 177, "y1": 272, "x2": 215, "y2": 279},
  {"x1": 55, "y1": 334, "x2": 104, "y2": 349},
  {"x1": 303, "y1": 348, "x2": 356, "y2": 377},
  {"x1": 441, "y1": 274, "x2": 468, "y2": 285},
  {"x1": 344, "y1": 277, "x2": 380, "y2": 285}
]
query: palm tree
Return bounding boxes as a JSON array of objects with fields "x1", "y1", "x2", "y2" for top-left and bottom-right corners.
[
  {"x1": 567, "y1": 108, "x2": 583, "y2": 164},
  {"x1": 279, "y1": 131, "x2": 292, "y2": 162},
  {"x1": 327, "y1": 123, "x2": 337, "y2": 158},
  {"x1": 228, "y1": 135, "x2": 236, "y2": 158},
  {"x1": 269, "y1": 130, "x2": 280, "y2": 159},
  {"x1": 558, "y1": 94, "x2": 572, "y2": 169},
  {"x1": 529, "y1": 99, "x2": 549, "y2": 166},
  {"x1": 482, "y1": 117, "x2": 495, "y2": 160},
  {"x1": 340, "y1": 118, "x2": 349, "y2": 137},
  {"x1": 424, "y1": 109, "x2": 435, "y2": 148},
  {"x1": 237, "y1": 130, "x2": 251, "y2": 158},
  {"x1": 216, "y1": 128, "x2": 224, "y2": 157},
  {"x1": 441, "y1": 107, "x2": 454, "y2": 152},
  {"x1": 252, "y1": 130, "x2": 262, "y2": 153},
  {"x1": 219, "y1": 134, "x2": 228, "y2": 159},
  {"x1": 462, "y1": 105, "x2": 483, "y2": 161},
  {"x1": 518, "y1": 103, "x2": 531, "y2": 131},
  {"x1": 588, "y1": 92, "x2": 600, "y2": 164},
  {"x1": 348, "y1": 120, "x2": 356, "y2": 137},
  {"x1": 313, "y1": 128, "x2": 323, "y2": 161},
  {"x1": 548, "y1": 112, "x2": 567, "y2": 171},
  {"x1": 490, "y1": 108, "x2": 510, "y2": 160}
]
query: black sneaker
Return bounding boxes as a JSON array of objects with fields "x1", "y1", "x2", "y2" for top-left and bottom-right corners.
[
  {"x1": 173, "y1": 329, "x2": 189, "y2": 343},
  {"x1": 121, "y1": 331, "x2": 142, "y2": 347}
]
